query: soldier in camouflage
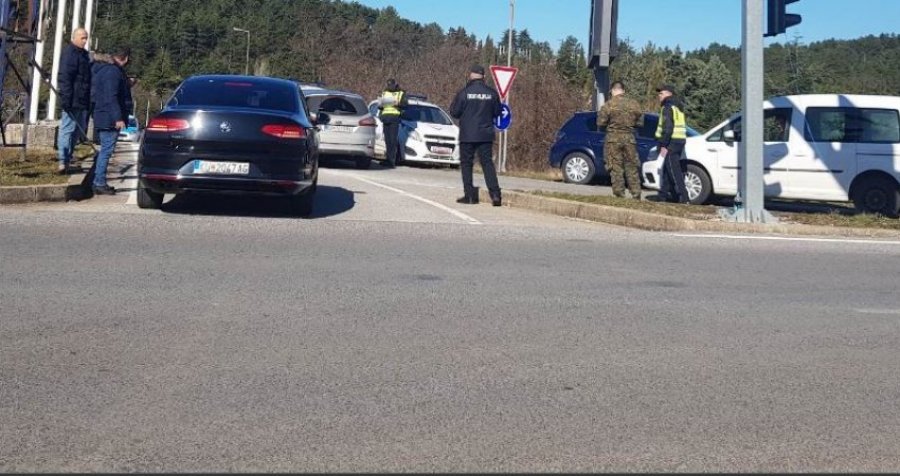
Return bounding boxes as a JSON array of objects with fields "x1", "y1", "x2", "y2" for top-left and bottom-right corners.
[{"x1": 597, "y1": 81, "x2": 644, "y2": 199}]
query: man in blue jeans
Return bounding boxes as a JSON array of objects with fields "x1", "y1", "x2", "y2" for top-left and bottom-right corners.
[
  {"x1": 55, "y1": 28, "x2": 91, "y2": 174},
  {"x1": 89, "y1": 47, "x2": 130, "y2": 195}
]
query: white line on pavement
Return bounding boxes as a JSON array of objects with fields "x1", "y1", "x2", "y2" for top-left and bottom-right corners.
[
  {"x1": 671, "y1": 233, "x2": 900, "y2": 245},
  {"x1": 855, "y1": 309, "x2": 900, "y2": 315},
  {"x1": 339, "y1": 172, "x2": 482, "y2": 225}
]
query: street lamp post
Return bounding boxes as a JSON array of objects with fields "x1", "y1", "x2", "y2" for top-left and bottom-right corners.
[{"x1": 232, "y1": 27, "x2": 250, "y2": 75}]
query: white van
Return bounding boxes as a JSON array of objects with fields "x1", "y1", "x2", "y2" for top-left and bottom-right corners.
[{"x1": 641, "y1": 94, "x2": 900, "y2": 216}]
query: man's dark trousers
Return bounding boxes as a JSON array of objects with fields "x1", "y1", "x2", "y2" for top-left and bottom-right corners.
[
  {"x1": 460, "y1": 142, "x2": 500, "y2": 199},
  {"x1": 660, "y1": 141, "x2": 690, "y2": 203},
  {"x1": 383, "y1": 118, "x2": 400, "y2": 166}
]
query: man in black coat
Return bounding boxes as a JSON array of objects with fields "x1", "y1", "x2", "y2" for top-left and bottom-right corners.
[
  {"x1": 55, "y1": 28, "x2": 90, "y2": 174},
  {"x1": 89, "y1": 47, "x2": 130, "y2": 195},
  {"x1": 449, "y1": 65, "x2": 502, "y2": 206}
]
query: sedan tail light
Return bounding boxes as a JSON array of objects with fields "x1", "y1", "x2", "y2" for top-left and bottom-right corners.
[
  {"x1": 146, "y1": 118, "x2": 190, "y2": 132},
  {"x1": 261, "y1": 124, "x2": 306, "y2": 139},
  {"x1": 358, "y1": 117, "x2": 377, "y2": 127}
]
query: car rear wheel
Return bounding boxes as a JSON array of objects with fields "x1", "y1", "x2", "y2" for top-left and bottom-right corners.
[
  {"x1": 136, "y1": 181, "x2": 164, "y2": 209},
  {"x1": 684, "y1": 164, "x2": 712, "y2": 205},
  {"x1": 355, "y1": 157, "x2": 372, "y2": 169},
  {"x1": 290, "y1": 183, "x2": 317, "y2": 218},
  {"x1": 853, "y1": 176, "x2": 900, "y2": 217},
  {"x1": 562, "y1": 152, "x2": 595, "y2": 184}
]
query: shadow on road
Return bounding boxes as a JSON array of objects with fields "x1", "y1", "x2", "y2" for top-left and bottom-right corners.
[{"x1": 159, "y1": 185, "x2": 356, "y2": 219}]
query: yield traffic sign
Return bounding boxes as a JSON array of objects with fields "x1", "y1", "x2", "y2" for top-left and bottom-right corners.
[{"x1": 490, "y1": 65, "x2": 518, "y2": 101}]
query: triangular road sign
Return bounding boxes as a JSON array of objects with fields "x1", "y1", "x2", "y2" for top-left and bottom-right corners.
[{"x1": 490, "y1": 65, "x2": 518, "y2": 101}]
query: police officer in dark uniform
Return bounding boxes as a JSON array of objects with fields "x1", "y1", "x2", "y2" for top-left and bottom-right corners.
[
  {"x1": 377, "y1": 79, "x2": 408, "y2": 168},
  {"x1": 655, "y1": 84, "x2": 690, "y2": 203},
  {"x1": 449, "y1": 65, "x2": 502, "y2": 206}
]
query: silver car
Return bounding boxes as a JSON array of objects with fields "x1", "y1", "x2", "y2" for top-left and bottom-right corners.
[{"x1": 301, "y1": 86, "x2": 376, "y2": 169}]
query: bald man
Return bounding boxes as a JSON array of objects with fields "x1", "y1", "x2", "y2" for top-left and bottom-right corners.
[{"x1": 56, "y1": 28, "x2": 91, "y2": 174}]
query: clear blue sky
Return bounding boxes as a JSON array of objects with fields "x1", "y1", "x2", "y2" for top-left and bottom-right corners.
[{"x1": 353, "y1": 0, "x2": 900, "y2": 52}]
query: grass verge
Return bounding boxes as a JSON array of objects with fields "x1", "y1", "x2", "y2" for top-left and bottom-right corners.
[{"x1": 0, "y1": 145, "x2": 93, "y2": 186}]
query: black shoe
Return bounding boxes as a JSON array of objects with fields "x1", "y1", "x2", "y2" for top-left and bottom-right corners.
[
  {"x1": 456, "y1": 195, "x2": 478, "y2": 205},
  {"x1": 92, "y1": 185, "x2": 116, "y2": 195},
  {"x1": 490, "y1": 194, "x2": 502, "y2": 207},
  {"x1": 383, "y1": 161, "x2": 395, "y2": 168}
]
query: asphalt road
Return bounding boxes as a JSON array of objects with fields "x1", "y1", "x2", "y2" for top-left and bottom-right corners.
[{"x1": 2, "y1": 146, "x2": 899, "y2": 472}]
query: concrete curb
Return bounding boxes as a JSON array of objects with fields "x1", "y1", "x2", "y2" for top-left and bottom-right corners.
[
  {"x1": 0, "y1": 160, "x2": 93, "y2": 205},
  {"x1": 481, "y1": 189, "x2": 900, "y2": 240}
]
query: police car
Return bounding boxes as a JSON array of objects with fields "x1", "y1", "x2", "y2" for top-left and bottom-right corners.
[{"x1": 367, "y1": 95, "x2": 460, "y2": 167}]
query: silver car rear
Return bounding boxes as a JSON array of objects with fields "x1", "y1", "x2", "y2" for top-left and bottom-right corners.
[{"x1": 302, "y1": 88, "x2": 376, "y2": 169}]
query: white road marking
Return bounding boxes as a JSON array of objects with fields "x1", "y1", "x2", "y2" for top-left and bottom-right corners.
[
  {"x1": 855, "y1": 309, "x2": 900, "y2": 315},
  {"x1": 671, "y1": 233, "x2": 900, "y2": 245},
  {"x1": 337, "y1": 172, "x2": 481, "y2": 225}
]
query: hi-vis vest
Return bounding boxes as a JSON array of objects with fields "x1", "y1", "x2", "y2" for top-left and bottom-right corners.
[
  {"x1": 381, "y1": 91, "x2": 404, "y2": 116},
  {"x1": 655, "y1": 104, "x2": 687, "y2": 140}
]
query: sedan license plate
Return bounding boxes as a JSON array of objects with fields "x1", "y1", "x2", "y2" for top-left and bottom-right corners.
[
  {"x1": 193, "y1": 160, "x2": 250, "y2": 175},
  {"x1": 326, "y1": 125, "x2": 354, "y2": 133},
  {"x1": 430, "y1": 146, "x2": 453, "y2": 155}
]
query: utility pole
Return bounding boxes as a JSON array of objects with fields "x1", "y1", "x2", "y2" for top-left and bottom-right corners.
[
  {"x1": 28, "y1": 0, "x2": 48, "y2": 123},
  {"x1": 589, "y1": 0, "x2": 617, "y2": 109},
  {"x1": 70, "y1": 0, "x2": 83, "y2": 31},
  {"x1": 721, "y1": 0, "x2": 776, "y2": 223},
  {"x1": 47, "y1": 0, "x2": 68, "y2": 120},
  {"x1": 84, "y1": 0, "x2": 96, "y2": 50},
  {"x1": 499, "y1": 0, "x2": 514, "y2": 173},
  {"x1": 232, "y1": 27, "x2": 250, "y2": 75}
]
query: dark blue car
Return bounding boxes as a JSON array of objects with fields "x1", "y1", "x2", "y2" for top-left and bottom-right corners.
[{"x1": 549, "y1": 111, "x2": 699, "y2": 184}]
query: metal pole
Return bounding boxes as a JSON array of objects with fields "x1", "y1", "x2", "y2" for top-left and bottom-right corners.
[
  {"x1": 501, "y1": 0, "x2": 514, "y2": 173},
  {"x1": 83, "y1": 0, "x2": 95, "y2": 49},
  {"x1": 70, "y1": 0, "x2": 82, "y2": 31},
  {"x1": 233, "y1": 27, "x2": 250, "y2": 75},
  {"x1": 47, "y1": 0, "x2": 68, "y2": 120},
  {"x1": 737, "y1": 0, "x2": 771, "y2": 223},
  {"x1": 28, "y1": 0, "x2": 48, "y2": 123}
]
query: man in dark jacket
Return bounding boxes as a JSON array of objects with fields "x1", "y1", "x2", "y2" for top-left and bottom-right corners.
[
  {"x1": 55, "y1": 28, "x2": 90, "y2": 174},
  {"x1": 89, "y1": 47, "x2": 130, "y2": 195},
  {"x1": 377, "y1": 79, "x2": 408, "y2": 168},
  {"x1": 449, "y1": 65, "x2": 502, "y2": 206},
  {"x1": 655, "y1": 84, "x2": 690, "y2": 204}
]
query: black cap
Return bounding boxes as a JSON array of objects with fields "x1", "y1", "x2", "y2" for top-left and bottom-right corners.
[
  {"x1": 656, "y1": 83, "x2": 675, "y2": 94},
  {"x1": 469, "y1": 64, "x2": 485, "y2": 75}
]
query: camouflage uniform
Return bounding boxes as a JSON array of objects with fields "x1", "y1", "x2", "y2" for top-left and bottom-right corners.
[{"x1": 597, "y1": 94, "x2": 644, "y2": 199}]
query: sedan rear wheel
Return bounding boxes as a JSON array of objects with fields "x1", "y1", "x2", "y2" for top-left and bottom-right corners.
[
  {"x1": 562, "y1": 153, "x2": 595, "y2": 185},
  {"x1": 290, "y1": 183, "x2": 317, "y2": 218},
  {"x1": 136, "y1": 181, "x2": 164, "y2": 209}
]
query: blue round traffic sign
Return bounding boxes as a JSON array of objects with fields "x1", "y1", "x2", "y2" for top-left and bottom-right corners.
[{"x1": 494, "y1": 103, "x2": 512, "y2": 131}]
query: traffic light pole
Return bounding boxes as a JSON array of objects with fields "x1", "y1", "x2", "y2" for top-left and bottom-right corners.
[{"x1": 722, "y1": 0, "x2": 776, "y2": 223}]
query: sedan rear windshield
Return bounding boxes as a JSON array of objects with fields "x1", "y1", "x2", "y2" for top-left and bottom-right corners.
[
  {"x1": 169, "y1": 79, "x2": 302, "y2": 113},
  {"x1": 306, "y1": 95, "x2": 368, "y2": 116}
]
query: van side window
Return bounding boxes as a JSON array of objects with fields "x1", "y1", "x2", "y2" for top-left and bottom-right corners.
[
  {"x1": 805, "y1": 107, "x2": 900, "y2": 144},
  {"x1": 764, "y1": 108, "x2": 792, "y2": 142},
  {"x1": 859, "y1": 109, "x2": 900, "y2": 143},
  {"x1": 707, "y1": 109, "x2": 791, "y2": 143}
]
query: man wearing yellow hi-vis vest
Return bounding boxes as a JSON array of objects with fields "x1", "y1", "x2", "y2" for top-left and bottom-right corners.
[
  {"x1": 377, "y1": 79, "x2": 409, "y2": 168},
  {"x1": 655, "y1": 84, "x2": 690, "y2": 204}
]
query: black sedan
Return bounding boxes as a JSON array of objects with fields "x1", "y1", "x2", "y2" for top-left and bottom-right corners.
[{"x1": 138, "y1": 75, "x2": 326, "y2": 217}]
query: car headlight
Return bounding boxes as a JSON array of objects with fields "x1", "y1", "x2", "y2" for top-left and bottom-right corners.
[{"x1": 408, "y1": 130, "x2": 423, "y2": 142}]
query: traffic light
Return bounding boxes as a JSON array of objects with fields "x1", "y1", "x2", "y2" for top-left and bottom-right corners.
[
  {"x1": 766, "y1": 0, "x2": 802, "y2": 37},
  {"x1": 588, "y1": 0, "x2": 618, "y2": 68}
]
